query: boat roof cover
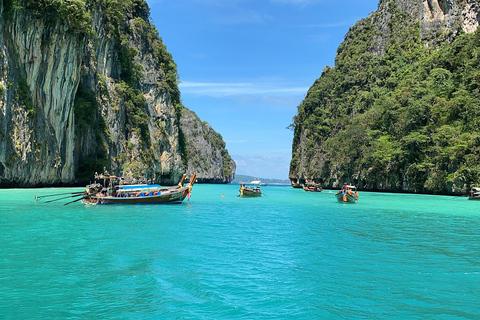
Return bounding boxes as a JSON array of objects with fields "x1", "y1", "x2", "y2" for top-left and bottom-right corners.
[
  {"x1": 250, "y1": 180, "x2": 261, "y2": 184},
  {"x1": 116, "y1": 184, "x2": 161, "y2": 190}
]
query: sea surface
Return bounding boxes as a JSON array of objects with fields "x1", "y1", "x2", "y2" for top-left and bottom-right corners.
[{"x1": 0, "y1": 184, "x2": 479, "y2": 319}]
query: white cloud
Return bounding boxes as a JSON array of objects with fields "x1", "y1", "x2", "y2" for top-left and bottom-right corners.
[{"x1": 179, "y1": 80, "x2": 309, "y2": 97}]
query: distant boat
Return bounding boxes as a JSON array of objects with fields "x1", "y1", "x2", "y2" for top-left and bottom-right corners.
[
  {"x1": 335, "y1": 184, "x2": 359, "y2": 203},
  {"x1": 468, "y1": 187, "x2": 480, "y2": 200},
  {"x1": 303, "y1": 185, "x2": 322, "y2": 192},
  {"x1": 250, "y1": 180, "x2": 268, "y2": 186},
  {"x1": 239, "y1": 182, "x2": 262, "y2": 197},
  {"x1": 82, "y1": 174, "x2": 196, "y2": 205}
]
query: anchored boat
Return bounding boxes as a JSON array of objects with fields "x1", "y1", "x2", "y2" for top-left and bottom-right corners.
[
  {"x1": 335, "y1": 183, "x2": 359, "y2": 203},
  {"x1": 468, "y1": 187, "x2": 480, "y2": 200},
  {"x1": 239, "y1": 182, "x2": 262, "y2": 197},
  {"x1": 82, "y1": 173, "x2": 196, "y2": 205},
  {"x1": 303, "y1": 185, "x2": 322, "y2": 192}
]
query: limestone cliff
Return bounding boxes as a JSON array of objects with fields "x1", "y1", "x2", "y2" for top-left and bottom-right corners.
[
  {"x1": 180, "y1": 108, "x2": 235, "y2": 183},
  {"x1": 0, "y1": 0, "x2": 235, "y2": 186},
  {"x1": 290, "y1": 0, "x2": 480, "y2": 194}
]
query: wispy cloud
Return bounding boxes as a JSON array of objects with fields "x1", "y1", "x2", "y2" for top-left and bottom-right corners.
[{"x1": 179, "y1": 80, "x2": 309, "y2": 97}]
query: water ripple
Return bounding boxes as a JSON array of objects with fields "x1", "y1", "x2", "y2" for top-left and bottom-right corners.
[{"x1": 0, "y1": 186, "x2": 479, "y2": 319}]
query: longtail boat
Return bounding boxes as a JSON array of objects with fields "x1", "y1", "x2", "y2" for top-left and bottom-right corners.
[
  {"x1": 468, "y1": 187, "x2": 480, "y2": 200},
  {"x1": 303, "y1": 185, "x2": 322, "y2": 192},
  {"x1": 335, "y1": 184, "x2": 359, "y2": 203},
  {"x1": 82, "y1": 174, "x2": 196, "y2": 205},
  {"x1": 239, "y1": 182, "x2": 262, "y2": 197}
]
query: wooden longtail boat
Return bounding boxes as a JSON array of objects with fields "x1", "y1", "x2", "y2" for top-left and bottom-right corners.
[
  {"x1": 303, "y1": 185, "x2": 322, "y2": 192},
  {"x1": 468, "y1": 187, "x2": 480, "y2": 200},
  {"x1": 82, "y1": 174, "x2": 196, "y2": 205},
  {"x1": 335, "y1": 184, "x2": 359, "y2": 203},
  {"x1": 239, "y1": 182, "x2": 262, "y2": 197}
]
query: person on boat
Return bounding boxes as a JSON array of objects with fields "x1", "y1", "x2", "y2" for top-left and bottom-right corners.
[{"x1": 98, "y1": 190, "x2": 105, "y2": 197}]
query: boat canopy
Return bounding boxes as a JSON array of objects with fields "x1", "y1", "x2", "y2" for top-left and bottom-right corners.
[
  {"x1": 250, "y1": 180, "x2": 261, "y2": 184},
  {"x1": 114, "y1": 184, "x2": 162, "y2": 192},
  {"x1": 117, "y1": 184, "x2": 161, "y2": 189}
]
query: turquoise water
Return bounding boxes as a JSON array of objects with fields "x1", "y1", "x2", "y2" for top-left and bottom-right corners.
[{"x1": 1, "y1": 185, "x2": 479, "y2": 319}]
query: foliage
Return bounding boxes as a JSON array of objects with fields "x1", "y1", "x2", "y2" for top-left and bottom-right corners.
[
  {"x1": 16, "y1": 76, "x2": 36, "y2": 118},
  {"x1": 291, "y1": 0, "x2": 480, "y2": 192},
  {"x1": 4, "y1": 0, "x2": 225, "y2": 181},
  {"x1": 74, "y1": 84, "x2": 110, "y2": 180},
  {"x1": 76, "y1": 154, "x2": 110, "y2": 180},
  {"x1": 222, "y1": 152, "x2": 233, "y2": 178},
  {"x1": 3, "y1": 0, "x2": 94, "y2": 36},
  {"x1": 115, "y1": 81, "x2": 149, "y2": 143},
  {"x1": 204, "y1": 128, "x2": 233, "y2": 178},
  {"x1": 178, "y1": 127, "x2": 188, "y2": 167},
  {"x1": 74, "y1": 84, "x2": 97, "y2": 131},
  {"x1": 96, "y1": 0, "x2": 182, "y2": 162}
]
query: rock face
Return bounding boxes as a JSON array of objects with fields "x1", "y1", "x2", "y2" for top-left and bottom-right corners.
[
  {"x1": 0, "y1": 4, "x2": 81, "y2": 186},
  {"x1": 369, "y1": 0, "x2": 480, "y2": 54},
  {"x1": 0, "y1": 0, "x2": 235, "y2": 187},
  {"x1": 290, "y1": 0, "x2": 480, "y2": 194},
  {"x1": 180, "y1": 108, "x2": 236, "y2": 183}
]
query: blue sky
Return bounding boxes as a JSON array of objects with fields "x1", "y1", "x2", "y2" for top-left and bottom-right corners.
[{"x1": 146, "y1": 0, "x2": 379, "y2": 179}]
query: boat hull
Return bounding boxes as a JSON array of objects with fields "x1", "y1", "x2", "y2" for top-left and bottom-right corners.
[
  {"x1": 303, "y1": 186, "x2": 322, "y2": 192},
  {"x1": 335, "y1": 192, "x2": 358, "y2": 203},
  {"x1": 240, "y1": 189, "x2": 262, "y2": 197}
]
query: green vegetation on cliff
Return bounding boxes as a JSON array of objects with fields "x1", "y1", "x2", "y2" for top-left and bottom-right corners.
[
  {"x1": 4, "y1": 0, "x2": 93, "y2": 36},
  {"x1": 74, "y1": 84, "x2": 109, "y2": 180},
  {"x1": 0, "y1": 0, "x2": 235, "y2": 186},
  {"x1": 291, "y1": 1, "x2": 480, "y2": 193},
  {"x1": 179, "y1": 108, "x2": 235, "y2": 183}
]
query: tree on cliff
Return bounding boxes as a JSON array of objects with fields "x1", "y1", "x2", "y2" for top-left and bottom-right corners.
[{"x1": 290, "y1": 0, "x2": 480, "y2": 194}]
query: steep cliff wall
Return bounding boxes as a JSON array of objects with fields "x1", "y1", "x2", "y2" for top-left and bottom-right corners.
[
  {"x1": 290, "y1": 0, "x2": 480, "y2": 194},
  {"x1": 0, "y1": 0, "x2": 235, "y2": 186},
  {"x1": 180, "y1": 108, "x2": 235, "y2": 183},
  {"x1": 0, "y1": 1, "x2": 82, "y2": 186}
]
